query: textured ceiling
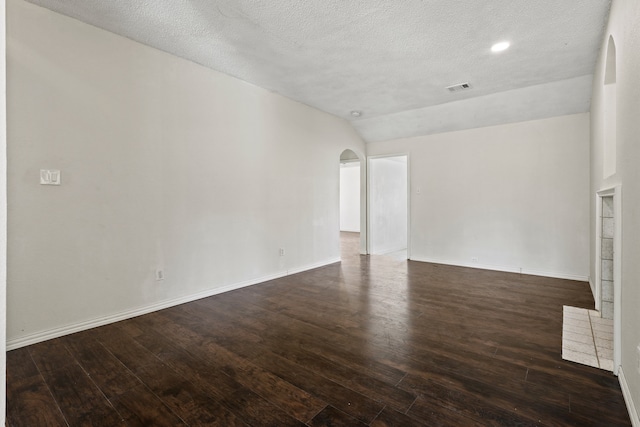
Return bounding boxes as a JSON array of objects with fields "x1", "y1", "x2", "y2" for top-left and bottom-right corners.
[{"x1": 24, "y1": 0, "x2": 611, "y2": 142}]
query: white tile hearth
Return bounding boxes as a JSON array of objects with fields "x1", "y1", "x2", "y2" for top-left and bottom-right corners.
[{"x1": 562, "y1": 306, "x2": 613, "y2": 372}]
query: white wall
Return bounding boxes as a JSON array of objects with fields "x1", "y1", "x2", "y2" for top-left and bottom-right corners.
[
  {"x1": 339, "y1": 163, "x2": 360, "y2": 232},
  {"x1": 590, "y1": 0, "x2": 640, "y2": 422},
  {"x1": 0, "y1": 0, "x2": 7, "y2": 422},
  {"x1": 369, "y1": 156, "x2": 407, "y2": 255},
  {"x1": 368, "y1": 113, "x2": 590, "y2": 280},
  {"x1": 6, "y1": 0, "x2": 365, "y2": 347}
]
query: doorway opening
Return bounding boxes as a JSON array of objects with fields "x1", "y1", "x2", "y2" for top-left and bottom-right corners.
[
  {"x1": 368, "y1": 155, "x2": 408, "y2": 260},
  {"x1": 339, "y1": 149, "x2": 365, "y2": 258}
]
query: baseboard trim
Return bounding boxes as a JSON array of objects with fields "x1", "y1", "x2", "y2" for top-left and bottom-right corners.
[
  {"x1": 6, "y1": 257, "x2": 341, "y2": 351},
  {"x1": 619, "y1": 366, "x2": 640, "y2": 427},
  {"x1": 408, "y1": 256, "x2": 588, "y2": 282},
  {"x1": 374, "y1": 246, "x2": 407, "y2": 256},
  {"x1": 287, "y1": 257, "x2": 341, "y2": 275}
]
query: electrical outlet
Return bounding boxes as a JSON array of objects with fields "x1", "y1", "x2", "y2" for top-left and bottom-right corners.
[
  {"x1": 279, "y1": 248, "x2": 285, "y2": 257},
  {"x1": 471, "y1": 257, "x2": 478, "y2": 262},
  {"x1": 155, "y1": 269, "x2": 164, "y2": 281},
  {"x1": 40, "y1": 169, "x2": 61, "y2": 185}
]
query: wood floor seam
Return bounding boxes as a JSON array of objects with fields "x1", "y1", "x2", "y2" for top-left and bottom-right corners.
[
  {"x1": 69, "y1": 346, "x2": 129, "y2": 424},
  {"x1": 26, "y1": 348, "x2": 71, "y2": 427}
]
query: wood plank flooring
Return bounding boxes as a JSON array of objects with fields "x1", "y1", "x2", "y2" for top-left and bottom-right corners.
[{"x1": 6, "y1": 232, "x2": 631, "y2": 426}]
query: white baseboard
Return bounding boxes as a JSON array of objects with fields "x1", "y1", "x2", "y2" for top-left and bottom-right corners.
[
  {"x1": 373, "y1": 246, "x2": 407, "y2": 256},
  {"x1": 408, "y1": 256, "x2": 588, "y2": 282},
  {"x1": 619, "y1": 366, "x2": 640, "y2": 427},
  {"x1": 287, "y1": 257, "x2": 340, "y2": 275},
  {"x1": 6, "y1": 257, "x2": 341, "y2": 351}
]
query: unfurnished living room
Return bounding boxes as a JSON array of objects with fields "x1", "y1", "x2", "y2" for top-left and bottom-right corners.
[{"x1": 3, "y1": 0, "x2": 640, "y2": 425}]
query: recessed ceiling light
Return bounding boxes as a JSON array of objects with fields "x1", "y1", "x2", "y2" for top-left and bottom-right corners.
[
  {"x1": 350, "y1": 110, "x2": 362, "y2": 118},
  {"x1": 491, "y1": 41, "x2": 510, "y2": 53}
]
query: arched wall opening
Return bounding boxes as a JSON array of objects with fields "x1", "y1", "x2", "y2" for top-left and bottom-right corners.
[{"x1": 339, "y1": 149, "x2": 366, "y2": 256}]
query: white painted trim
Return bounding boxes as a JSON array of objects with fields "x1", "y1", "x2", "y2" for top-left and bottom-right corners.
[
  {"x1": 619, "y1": 366, "x2": 640, "y2": 427},
  {"x1": 339, "y1": 159, "x2": 360, "y2": 165},
  {"x1": 594, "y1": 192, "x2": 603, "y2": 311},
  {"x1": 366, "y1": 156, "x2": 371, "y2": 254},
  {"x1": 409, "y1": 256, "x2": 589, "y2": 282},
  {"x1": 0, "y1": 0, "x2": 7, "y2": 423},
  {"x1": 406, "y1": 152, "x2": 412, "y2": 261},
  {"x1": 613, "y1": 186, "x2": 623, "y2": 376},
  {"x1": 6, "y1": 257, "x2": 341, "y2": 351},
  {"x1": 366, "y1": 153, "x2": 410, "y2": 259},
  {"x1": 340, "y1": 228, "x2": 360, "y2": 233},
  {"x1": 597, "y1": 185, "x2": 622, "y2": 374},
  {"x1": 373, "y1": 245, "x2": 407, "y2": 256},
  {"x1": 286, "y1": 257, "x2": 340, "y2": 275},
  {"x1": 359, "y1": 155, "x2": 368, "y2": 255}
]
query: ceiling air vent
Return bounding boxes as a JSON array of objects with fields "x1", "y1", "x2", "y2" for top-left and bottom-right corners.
[{"x1": 446, "y1": 82, "x2": 472, "y2": 93}]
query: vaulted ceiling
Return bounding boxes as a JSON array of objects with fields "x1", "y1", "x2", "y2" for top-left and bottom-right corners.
[{"x1": 25, "y1": 0, "x2": 611, "y2": 142}]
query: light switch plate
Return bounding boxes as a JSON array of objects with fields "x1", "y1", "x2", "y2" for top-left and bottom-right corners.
[{"x1": 40, "y1": 169, "x2": 61, "y2": 185}]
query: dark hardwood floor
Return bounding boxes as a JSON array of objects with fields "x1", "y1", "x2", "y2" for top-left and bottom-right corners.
[{"x1": 7, "y1": 232, "x2": 631, "y2": 426}]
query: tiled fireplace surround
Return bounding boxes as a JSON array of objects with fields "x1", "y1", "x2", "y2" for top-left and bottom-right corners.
[
  {"x1": 561, "y1": 195, "x2": 615, "y2": 372},
  {"x1": 601, "y1": 196, "x2": 615, "y2": 320}
]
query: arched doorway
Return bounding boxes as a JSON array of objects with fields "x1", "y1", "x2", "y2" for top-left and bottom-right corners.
[{"x1": 339, "y1": 149, "x2": 366, "y2": 257}]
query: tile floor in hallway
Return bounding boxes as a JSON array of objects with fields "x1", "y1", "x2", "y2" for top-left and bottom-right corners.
[{"x1": 562, "y1": 305, "x2": 614, "y2": 371}]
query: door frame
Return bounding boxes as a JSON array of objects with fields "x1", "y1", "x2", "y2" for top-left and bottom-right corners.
[
  {"x1": 366, "y1": 153, "x2": 411, "y2": 258},
  {"x1": 339, "y1": 149, "x2": 368, "y2": 255},
  {"x1": 596, "y1": 185, "x2": 622, "y2": 374}
]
